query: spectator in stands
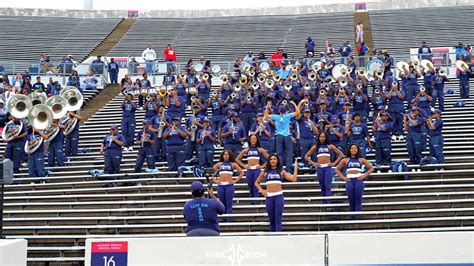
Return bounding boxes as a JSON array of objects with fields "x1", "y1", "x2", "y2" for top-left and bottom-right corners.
[
  {"x1": 99, "y1": 124, "x2": 125, "y2": 186},
  {"x1": 162, "y1": 117, "x2": 188, "y2": 171},
  {"x1": 12, "y1": 73, "x2": 23, "y2": 88},
  {"x1": 356, "y1": 21, "x2": 364, "y2": 43},
  {"x1": 46, "y1": 78, "x2": 57, "y2": 96},
  {"x1": 27, "y1": 127, "x2": 49, "y2": 178},
  {"x1": 61, "y1": 55, "x2": 75, "y2": 74},
  {"x1": 47, "y1": 119, "x2": 66, "y2": 168},
  {"x1": 134, "y1": 119, "x2": 157, "y2": 173},
  {"x1": 21, "y1": 78, "x2": 33, "y2": 94},
  {"x1": 244, "y1": 51, "x2": 254, "y2": 64},
  {"x1": 4, "y1": 113, "x2": 27, "y2": 173},
  {"x1": 418, "y1": 41, "x2": 432, "y2": 60},
  {"x1": 142, "y1": 43, "x2": 157, "y2": 74},
  {"x1": 232, "y1": 58, "x2": 242, "y2": 74},
  {"x1": 356, "y1": 42, "x2": 369, "y2": 67},
  {"x1": 163, "y1": 43, "x2": 177, "y2": 73},
  {"x1": 373, "y1": 112, "x2": 393, "y2": 167},
  {"x1": 163, "y1": 68, "x2": 176, "y2": 86},
  {"x1": 83, "y1": 71, "x2": 98, "y2": 91},
  {"x1": 305, "y1": 37, "x2": 315, "y2": 57},
  {"x1": 455, "y1": 42, "x2": 469, "y2": 60},
  {"x1": 271, "y1": 48, "x2": 284, "y2": 67},
  {"x1": 183, "y1": 181, "x2": 224, "y2": 236},
  {"x1": 339, "y1": 41, "x2": 352, "y2": 64},
  {"x1": 211, "y1": 150, "x2": 244, "y2": 217},
  {"x1": 39, "y1": 53, "x2": 58, "y2": 74},
  {"x1": 107, "y1": 58, "x2": 119, "y2": 84},
  {"x1": 305, "y1": 132, "x2": 344, "y2": 202},
  {"x1": 3, "y1": 74, "x2": 10, "y2": 86},
  {"x1": 90, "y1": 56, "x2": 105, "y2": 75},
  {"x1": 266, "y1": 101, "x2": 302, "y2": 171},
  {"x1": 128, "y1": 57, "x2": 139, "y2": 75},
  {"x1": 426, "y1": 109, "x2": 444, "y2": 170},
  {"x1": 404, "y1": 107, "x2": 424, "y2": 164},
  {"x1": 457, "y1": 57, "x2": 471, "y2": 99},
  {"x1": 431, "y1": 67, "x2": 450, "y2": 111},
  {"x1": 67, "y1": 70, "x2": 81, "y2": 93},
  {"x1": 335, "y1": 144, "x2": 373, "y2": 220},
  {"x1": 325, "y1": 38, "x2": 336, "y2": 55},
  {"x1": 255, "y1": 154, "x2": 297, "y2": 232},
  {"x1": 257, "y1": 51, "x2": 266, "y2": 60},
  {"x1": 32, "y1": 77, "x2": 45, "y2": 93},
  {"x1": 0, "y1": 100, "x2": 6, "y2": 128},
  {"x1": 185, "y1": 59, "x2": 194, "y2": 74},
  {"x1": 121, "y1": 94, "x2": 137, "y2": 151}
]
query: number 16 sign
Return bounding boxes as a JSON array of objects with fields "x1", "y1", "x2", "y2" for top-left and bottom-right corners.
[{"x1": 91, "y1": 241, "x2": 128, "y2": 266}]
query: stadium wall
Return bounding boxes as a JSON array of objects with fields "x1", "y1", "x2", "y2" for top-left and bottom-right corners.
[{"x1": 0, "y1": 0, "x2": 473, "y2": 18}]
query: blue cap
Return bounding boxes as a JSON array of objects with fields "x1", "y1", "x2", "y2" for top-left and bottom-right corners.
[
  {"x1": 149, "y1": 92, "x2": 156, "y2": 96},
  {"x1": 330, "y1": 115, "x2": 339, "y2": 121},
  {"x1": 411, "y1": 107, "x2": 420, "y2": 112},
  {"x1": 431, "y1": 109, "x2": 442, "y2": 115},
  {"x1": 279, "y1": 105, "x2": 287, "y2": 113},
  {"x1": 303, "y1": 108, "x2": 310, "y2": 113},
  {"x1": 190, "y1": 181, "x2": 204, "y2": 192},
  {"x1": 378, "y1": 105, "x2": 386, "y2": 110},
  {"x1": 352, "y1": 113, "x2": 361, "y2": 120},
  {"x1": 110, "y1": 124, "x2": 118, "y2": 130},
  {"x1": 344, "y1": 102, "x2": 351, "y2": 106},
  {"x1": 143, "y1": 119, "x2": 151, "y2": 125},
  {"x1": 257, "y1": 113, "x2": 264, "y2": 117},
  {"x1": 410, "y1": 99, "x2": 419, "y2": 103},
  {"x1": 203, "y1": 117, "x2": 211, "y2": 122},
  {"x1": 172, "y1": 117, "x2": 180, "y2": 121},
  {"x1": 381, "y1": 112, "x2": 391, "y2": 118},
  {"x1": 232, "y1": 113, "x2": 239, "y2": 118}
]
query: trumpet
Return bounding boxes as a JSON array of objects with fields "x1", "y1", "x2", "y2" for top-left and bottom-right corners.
[
  {"x1": 339, "y1": 77, "x2": 348, "y2": 87},
  {"x1": 303, "y1": 81, "x2": 311, "y2": 91},
  {"x1": 291, "y1": 65, "x2": 298, "y2": 72},
  {"x1": 320, "y1": 89, "x2": 326, "y2": 95},
  {"x1": 265, "y1": 69, "x2": 273, "y2": 77},
  {"x1": 420, "y1": 86, "x2": 426, "y2": 92},
  {"x1": 284, "y1": 82, "x2": 292, "y2": 91},
  {"x1": 265, "y1": 79, "x2": 275, "y2": 88},
  {"x1": 273, "y1": 74, "x2": 281, "y2": 82},
  {"x1": 308, "y1": 71, "x2": 317, "y2": 81},
  {"x1": 210, "y1": 91, "x2": 217, "y2": 98},
  {"x1": 179, "y1": 72, "x2": 186, "y2": 79},
  {"x1": 303, "y1": 99, "x2": 309, "y2": 108},
  {"x1": 203, "y1": 73, "x2": 210, "y2": 80},
  {"x1": 375, "y1": 69, "x2": 384, "y2": 79},
  {"x1": 146, "y1": 95, "x2": 151, "y2": 101},
  {"x1": 257, "y1": 74, "x2": 266, "y2": 84},
  {"x1": 248, "y1": 70, "x2": 255, "y2": 77},
  {"x1": 233, "y1": 83, "x2": 241, "y2": 92},
  {"x1": 356, "y1": 84, "x2": 363, "y2": 90},
  {"x1": 251, "y1": 82, "x2": 259, "y2": 90},
  {"x1": 374, "y1": 88, "x2": 381, "y2": 94},
  {"x1": 439, "y1": 68, "x2": 446, "y2": 76},
  {"x1": 339, "y1": 88, "x2": 346, "y2": 94},
  {"x1": 281, "y1": 100, "x2": 288, "y2": 106},
  {"x1": 246, "y1": 94, "x2": 252, "y2": 102},
  {"x1": 356, "y1": 67, "x2": 366, "y2": 76},
  {"x1": 321, "y1": 82, "x2": 330, "y2": 90},
  {"x1": 290, "y1": 72, "x2": 298, "y2": 81},
  {"x1": 191, "y1": 96, "x2": 197, "y2": 102},
  {"x1": 220, "y1": 74, "x2": 228, "y2": 83},
  {"x1": 158, "y1": 86, "x2": 167, "y2": 97}
]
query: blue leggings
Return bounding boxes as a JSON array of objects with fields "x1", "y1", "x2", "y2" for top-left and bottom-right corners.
[
  {"x1": 317, "y1": 166, "x2": 334, "y2": 203},
  {"x1": 217, "y1": 184, "x2": 234, "y2": 214},
  {"x1": 246, "y1": 169, "x2": 261, "y2": 198},
  {"x1": 266, "y1": 194, "x2": 284, "y2": 232},
  {"x1": 346, "y1": 178, "x2": 365, "y2": 219}
]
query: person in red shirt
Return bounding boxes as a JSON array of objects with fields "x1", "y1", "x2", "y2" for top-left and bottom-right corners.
[
  {"x1": 271, "y1": 48, "x2": 284, "y2": 67},
  {"x1": 163, "y1": 43, "x2": 177, "y2": 72}
]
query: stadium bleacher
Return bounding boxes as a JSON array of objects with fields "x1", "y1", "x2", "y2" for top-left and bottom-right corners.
[{"x1": 0, "y1": 5, "x2": 473, "y2": 265}]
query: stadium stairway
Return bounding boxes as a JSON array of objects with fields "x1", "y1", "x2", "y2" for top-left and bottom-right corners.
[
  {"x1": 353, "y1": 11, "x2": 373, "y2": 50},
  {"x1": 83, "y1": 18, "x2": 136, "y2": 61},
  {"x1": 1, "y1": 78, "x2": 474, "y2": 265}
]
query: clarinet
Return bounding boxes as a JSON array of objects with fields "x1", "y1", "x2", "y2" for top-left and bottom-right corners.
[
  {"x1": 296, "y1": 120, "x2": 300, "y2": 140},
  {"x1": 108, "y1": 134, "x2": 113, "y2": 147},
  {"x1": 231, "y1": 120, "x2": 236, "y2": 139},
  {"x1": 141, "y1": 129, "x2": 146, "y2": 147},
  {"x1": 201, "y1": 126, "x2": 207, "y2": 144}
]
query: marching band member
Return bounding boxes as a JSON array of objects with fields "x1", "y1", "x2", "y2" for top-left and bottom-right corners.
[
  {"x1": 345, "y1": 113, "x2": 373, "y2": 158},
  {"x1": 174, "y1": 71, "x2": 188, "y2": 98},
  {"x1": 352, "y1": 85, "x2": 368, "y2": 123},
  {"x1": 255, "y1": 154, "x2": 298, "y2": 232},
  {"x1": 297, "y1": 108, "x2": 319, "y2": 167},
  {"x1": 196, "y1": 118, "x2": 217, "y2": 168},
  {"x1": 240, "y1": 87, "x2": 259, "y2": 132},
  {"x1": 326, "y1": 115, "x2": 344, "y2": 151},
  {"x1": 134, "y1": 119, "x2": 157, "y2": 173},
  {"x1": 64, "y1": 111, "x2": 81, "y2": 159},
  {"x1": 196, "y1": 73, "x2": 211, "y2": 102},
  {"x1": 162, "y1": 117, "x2": 188, "y2": 171},
  {"x1": 386, "y1": 82, "x2": 405, "y2": 141},
  {"x1": 208, "y1": 92, "x2": 225, "y2": 132},
  {"x1": 421, "y1": 62, "x2": 436, "y2": 96},
  {"x1": 431, "y1": 67, "x2": 450, "y2": 111},
  {"x1": 372, "y1": 86, "x2": 386, "y2": 111},
  {"x1": 415, "y1": 87, "x2": 432, "y2": 118},
  {"x1": 4, "y1": 114, "x2": 27, "y2": 173},
  {"x1": 99, "y1": 124, "x2": 125, "y2": 180},
  {"x1": 27, "y1": 127, "x2": 49, "y2": 177},
  {"x1": 403, "y1": 65, "x2": 421, "y2": 103},
  {"x1": 47, "y1": 119, "x2": 66, "y2": 167},
  {"x1": 373, "y1": 112, "x2": 393, "y2": 166},
  {"x1": 144, "y1": 92, "x2": 158, "y2": 120},
  {"x1": 150, "y1": 105, "x2": 169, "y2": 162},
  {"x1": 164, "y1": 89, "x2": 184, "y2": 119},
  {"x1": 335, "y1": 144, "x2": 374, "y2": 220},
  {"x1": 162, "y1": 68, "x2": 176, "y2": 86},
  {"x1": 305, "y1": 132, "x2": 344, "y2": 202},
  {"x1": 348, "y1": 56, "x2": 357, "y2": 80},
  {"x1": 221, "y1": 113, "x2": 246, "y2": 157},
  {"x1": 139, "y1": 73, "x2": 151, "y2": 109},
  {"x1": 426, "y1": 109, "x2": 444, "y2": 169},
  {"x1": 266, "y1": 101, "x2": 302, "y2": 171},
  {"x1": 211, "y1": 150, "x2": 245, "y2": 215},
  {"x1": 219, "y1": 75, "x2": 233, "y2": 100},
  {"x1": 185, "y1": 106, "x2": 204, "y2": 160},
  {"x1": 121, "y1": 94, "x2": 137, "y2": 151},
  {"x1": 334, "y1": 86, "x2": 350, "y2": 114},
  {"x1": 236, "y1": 134, "x2": 270, "y2": 198},
  {"x1": 404, "y1": 107, "x2": 424, "y2": 165},
  {"x1": 382, "y1": 50, "x2": 393, "y2": 78},
  {"x1": 457, "y1": 57, "x2": 471, "y2": 99},
  {"x1": 249, "y1": 113, "x2": 273, "y2": 154}
]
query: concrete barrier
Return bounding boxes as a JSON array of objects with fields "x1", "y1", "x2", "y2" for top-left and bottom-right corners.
[
  {"x1": 0, "y1": 239, "x2": 27, "y2": 266},
  {"x1": 85, "y1": 235, "x2": 326, "y2": 265}
]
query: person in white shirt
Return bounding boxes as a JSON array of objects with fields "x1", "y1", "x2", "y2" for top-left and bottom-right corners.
[
  {"x1": 142, "y1": 43, "x2": 157, "y2": 74},
  {"x1": 243, "y1": 51, "x2": 254, "y2": 64}
]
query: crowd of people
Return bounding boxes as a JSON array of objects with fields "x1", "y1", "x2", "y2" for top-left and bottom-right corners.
[{"x1": 1, "y1": 36, "x2": 473, "y2": 235}]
